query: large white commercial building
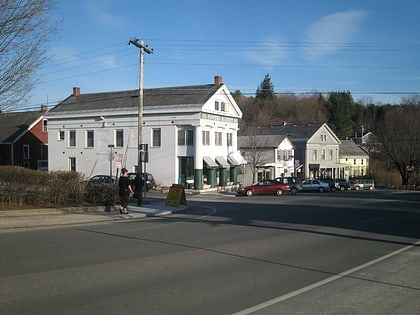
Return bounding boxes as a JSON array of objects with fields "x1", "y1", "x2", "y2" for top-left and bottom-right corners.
[{"x1": 46, "y1": 76, "x2": 245, "y2": 189}]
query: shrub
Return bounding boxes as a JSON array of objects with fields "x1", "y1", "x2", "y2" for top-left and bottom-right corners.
[{"x1": 0, "y1": 166, "x2": 117, "y2": 209}]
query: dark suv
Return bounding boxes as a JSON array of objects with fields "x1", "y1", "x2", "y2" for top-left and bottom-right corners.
[
  {"x1": 274, "y1": 177, "x2": 303, "y2": 195},
  {"x1": 320, "y1": 178, "x2": 337, "y2": 192},
  {"x1": 335, "y1": 179, "x2": 350, "y2": 191},
  {"x1": 128, "y1": 172, "x2": 156, "y2": 192}
]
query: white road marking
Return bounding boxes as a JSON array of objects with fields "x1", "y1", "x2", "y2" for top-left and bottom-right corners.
[{"x1": 233, "y1": 239, "x2": 420, "y2": 315}]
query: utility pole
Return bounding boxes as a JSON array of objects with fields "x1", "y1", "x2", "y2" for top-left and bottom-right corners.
[{"x1": 129, "y1": 38, "x2": 153, "y2": 206}]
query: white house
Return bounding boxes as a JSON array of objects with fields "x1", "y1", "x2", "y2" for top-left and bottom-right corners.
[
  {"x1": 240, "y1": 123, "x2": 344, "y2": 180},
  {"x1": 46, "y1": 76, "x2": 245, "y2": 189},
  {"x1": 237, "y1": 134, "x2": 295, "y2": 185}
]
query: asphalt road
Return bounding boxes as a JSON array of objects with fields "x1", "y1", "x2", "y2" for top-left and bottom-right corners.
[{"x1": 0, "y1": 190, "x2": 419, "y2": 314}]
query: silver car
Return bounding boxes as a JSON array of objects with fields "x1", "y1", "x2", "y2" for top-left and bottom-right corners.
[{"x1": 301, "y1": 180, "x2": 330, "y2": 192}]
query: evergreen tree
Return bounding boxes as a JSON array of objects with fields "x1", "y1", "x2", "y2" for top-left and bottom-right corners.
[
  {"x1": 325, "y1": 91, "x2": 355, "y2": 138},
  {"x1": 256, "y1": 74, "x2": 275, "y2": 100}
]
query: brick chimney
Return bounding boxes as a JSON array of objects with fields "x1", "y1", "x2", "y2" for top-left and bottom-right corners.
[
  {"x1": 73, "y1": 87, "x2": 80, "y2": 96},
  {"x1": 214, "y1": 75, "x2": 223, "y2": 86},
  {"x1": 40, "y1": 105, "x2": 48, "y2": 112}
]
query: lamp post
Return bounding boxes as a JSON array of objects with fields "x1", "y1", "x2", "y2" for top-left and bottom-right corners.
[{"x1": 129, "y1": 38, "x2": 153, "y2": 206}]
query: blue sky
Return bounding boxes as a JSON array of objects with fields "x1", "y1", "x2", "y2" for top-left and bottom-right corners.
[{"x1": 25, "y1": 0, "x2": 420, "y2": 110}]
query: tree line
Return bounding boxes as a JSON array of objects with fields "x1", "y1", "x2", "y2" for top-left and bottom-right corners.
[{"x1": 233, "y1": 74, "x2": 420, "y2": 186}]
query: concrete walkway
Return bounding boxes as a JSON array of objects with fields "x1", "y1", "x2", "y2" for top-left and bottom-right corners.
[{"x1": 0, "y1": 198, "x2": 186, "y2": 231}]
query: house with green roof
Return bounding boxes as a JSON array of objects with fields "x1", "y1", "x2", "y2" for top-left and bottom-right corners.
[{"x1": 45, "y1": 76, "x2": 245, "y2": 189}]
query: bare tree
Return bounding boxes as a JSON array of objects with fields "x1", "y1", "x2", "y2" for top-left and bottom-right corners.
[
  {"x1": 0, "y1": 0, "x2": 57, "y2": 112},
  {"x1": 239, "y1": 125, "x2": 274, "y2": 184},
  {"x1": 378, "y1": 106, "x2": 420, "y2": 185}
]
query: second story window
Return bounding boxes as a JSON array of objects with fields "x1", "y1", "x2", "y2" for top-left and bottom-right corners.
[
  {"x1": 152, "y1": 128, "x2": 161, "y2": 147},
  {"x1": 86, "y1": 130, "x2": 94, "y2": 148},
  {"x1": 69, "y1": 130, "x2": 76, "y2": 147},
  {"x1": 58, "y1": 130, "x2": 65, "y2": 141},
  {"x1": 202, "y1": 130, "x2": 210, "y2": 145},
  {"x1": 23, "y1": 144, "x2": 30, "y2": 160},
  {"x1": 227, "y1": 133, "x2": 233, "y2": 146},
  {"x1": 313, "y1": 149, "x2": 318, "y2": 160},
  {"x1": 115, "y1": 130, "x2": 124, "y2": 147},
  {"x1": 321, "y1": 149, "x2": 326, "y2": 160},
  {"x1": 42, "y1": 119, "x2": 47, "y2": 132},
  {"x1": 215, "y1": 132, "x2": 222, "y2": 146},
  {"x1": 178, "y1": 129, "x2": 194, "y2": 145},
  {"x1": 329, "y1": 150, "x2": 333, "y2": 160}
]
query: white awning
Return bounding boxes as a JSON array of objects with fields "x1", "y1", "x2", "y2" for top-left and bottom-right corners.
[
  {"x1": 230, "y1": 151, "x2": 247, "y2": 165},
  {"x1": 215, "y1": 156, "x2": 230, "y2": 168},
  {"x1": 227, "y1": 156, "x2": 240, "y2": 166},
  {"x1": 203, "y1": 156, "x2": 218, "y2": 168}
]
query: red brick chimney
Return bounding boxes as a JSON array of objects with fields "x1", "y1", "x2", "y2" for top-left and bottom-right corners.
[
  {"x1": 73, "y1": 87, "x2": 80, "y2": 96},
  {"x1": 214, "y1": 75, "x2": 223, "y2": 86}
]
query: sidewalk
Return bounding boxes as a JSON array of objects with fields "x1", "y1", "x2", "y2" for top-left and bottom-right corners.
[{"x1": 0, "y1": 198, "x2": 186, "y2": 231}]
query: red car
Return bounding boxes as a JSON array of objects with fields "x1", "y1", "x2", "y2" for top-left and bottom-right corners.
[{"x1": 237, "y1": 179, "x2": 292, "y2": 196}]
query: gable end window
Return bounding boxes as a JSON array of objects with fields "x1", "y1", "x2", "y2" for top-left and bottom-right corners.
[{"x1": 215, "y1": 101, "x2": 219, "y2": 110}]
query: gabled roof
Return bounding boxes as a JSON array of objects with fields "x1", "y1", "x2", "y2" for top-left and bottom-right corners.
[
  {"x1": 238, "y1": 134, "x2": 288, "y2": 148},
  {"x1": 50, "y1": 84, "x2": 221, "y2": 113},
  {"x1": 239, "y1": 123, "x2": 324, "y2": 141},
  {"x1": 340, "y1": 139, "x2": 369, "y2": 157},
  {"x1": 0, "y1": 111, "x2": 44, "y2": 144}
]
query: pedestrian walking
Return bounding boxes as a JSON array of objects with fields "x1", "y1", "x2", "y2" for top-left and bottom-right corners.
[{"x1": 118, "y1": 168, "x2": 134, "y2": 214}]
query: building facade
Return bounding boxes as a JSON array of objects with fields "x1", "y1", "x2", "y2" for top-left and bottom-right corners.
[
  {"x1": 0, "y1": 107, "x2": 48, "y2": 170},
  {"x1": 46, "y1": 76, "x2": 245, "y2": 189},
  {"x1": 238, "y1": 134, "x2": 295, "y2": 185},
  {"x1": 339, "y1": 139, "x2": 370, "y2": 178},
  {"x1": 240, "y1": 123, "x2": 344, "y2": 180}
]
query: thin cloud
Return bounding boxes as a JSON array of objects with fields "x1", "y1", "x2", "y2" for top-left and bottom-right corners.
[
  {"x1": 303, "y1": 10, "x2": 369, "y2": 59},
  {"x1": 245, "y1": 38, "x2": 290, "y2": 66},
  {"x1": 85, "y1": 0, "x2": 125, "y2": 28},
  {"x1": 96, "y1": 55, "x2": 118, "y2": 69}
]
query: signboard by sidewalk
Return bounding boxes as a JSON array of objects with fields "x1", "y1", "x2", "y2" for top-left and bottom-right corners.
[{"x1": 165, "y1": 184, "x2": 187, "y2": 207}]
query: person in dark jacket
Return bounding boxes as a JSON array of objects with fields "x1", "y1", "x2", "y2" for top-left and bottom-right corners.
[{"x1": 118, "y1": 168, "x2": 134, "y2": 214}]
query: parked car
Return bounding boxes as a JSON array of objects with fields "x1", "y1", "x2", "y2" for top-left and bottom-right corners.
[
  {"x1": 350, "y1": 179, "x2": 375, "y2": 190},
  {"x1": 319, "y1": 178, "x2": 337, "y2": 192},
  {"x1": 87, "y1": 175, "x2": 116, "y2": 185},
  {"x1": 274, "y1": 177, "x2": 302, "y2": 195},
  {"x1": 128, "y1": 172, "x2": 157, "y2": 192},
  {"x1": 237, "y1": 179, "x2": 292, "y2": 196},
  {"x1": 301, "y1": 180, "x2": 330, "y2": 192},
  {"x1": 335, "y1": 179, "x2": 351, "y2": 191}
]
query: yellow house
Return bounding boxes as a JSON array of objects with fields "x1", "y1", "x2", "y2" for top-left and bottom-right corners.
[{"x1": 339, "y1": 139, "x2": 370, "y2": 178}]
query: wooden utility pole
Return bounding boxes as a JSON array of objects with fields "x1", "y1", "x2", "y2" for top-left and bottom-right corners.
[{"x1": 129, "y1": 38, "x2": 153, "y2": 205}]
